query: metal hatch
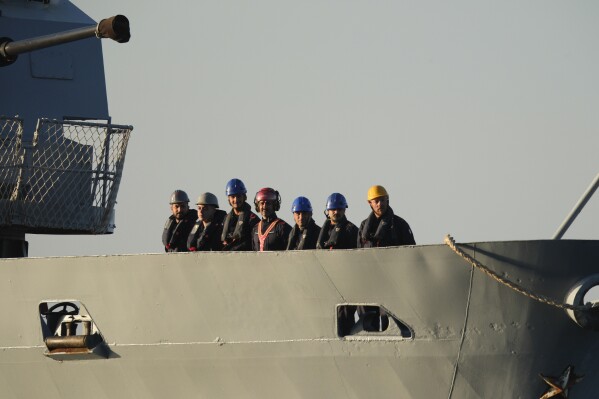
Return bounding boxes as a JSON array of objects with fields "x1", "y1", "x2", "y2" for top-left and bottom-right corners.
[{"x1": 337, "y1": 304, "x2": 414, "y2": 340}]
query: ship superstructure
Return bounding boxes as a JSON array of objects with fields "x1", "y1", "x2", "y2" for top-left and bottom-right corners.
[{"x1": 0, "y1": 1, "x2": 132, "y2": 257}]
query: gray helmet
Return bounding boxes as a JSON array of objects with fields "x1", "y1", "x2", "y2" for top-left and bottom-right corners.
[
  {"x1": 196, "y1": 192, "x2": 219, "y2": 208},
  {"x1": 169, "y1": 190, "x2": 190, "y2": 204}
]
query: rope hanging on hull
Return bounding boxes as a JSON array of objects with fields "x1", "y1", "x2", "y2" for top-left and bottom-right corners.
[{"x1": 444, "y1": 234, "x2": 588, "y2": 312}]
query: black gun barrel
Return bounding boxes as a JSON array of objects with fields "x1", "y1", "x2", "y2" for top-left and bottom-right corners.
[{"x1": 0, "y1": 15, "x2": 130, "y2": 67}]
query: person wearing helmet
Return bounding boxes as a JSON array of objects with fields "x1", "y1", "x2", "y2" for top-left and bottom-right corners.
[
  {"x1": 221, "y1": 178, "x2": 259, "y2": 251},
  {"x1": 252, "y1": 187, "x2": 292, "y2": 251},
  {"x1": 286, "y1": 196, "x2": 321, "y2": 250},
  {"x1": 187, "y1": 192, "x2": 227, "y2": 251},
  {"x1": 316, "y1": 193, "x2": 358, "y2": 250},
  {"x1": 162, "y1": 190, "x2": 198, "y2": 252},
  {"x1": 358, "y1": 185, "x2": 415, "y2": 248}
]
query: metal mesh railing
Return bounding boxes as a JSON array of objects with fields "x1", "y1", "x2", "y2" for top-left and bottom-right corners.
[
  {"x1": 0, "y1": 117, "x2": 24, "y2": 226},
  {"x1": 0, "y1": 117, "x2": 133, "y2": 234}
]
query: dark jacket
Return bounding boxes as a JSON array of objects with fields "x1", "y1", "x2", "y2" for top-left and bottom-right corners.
[
  {"x1": 252, "y1": 215, "x2": 292, "y2": 251},
  {"x1": 286, "y1": 219, "x2": 321, "y2": 250},
  {"x1": 162, "y1": 209, "x2": 198, "y2": 252},
  {"x1": 317, "y1": 217, "x2": 359, "y2": 250},
  {"x1": 358, "y1": 207, "x2": 415, "y2": 248},
  {"x1": 187, "y1": 209, "x2": 227, "y2": 251},
  {"x1": 221, "y1": 202, "x2": 260, "y2": 251}
]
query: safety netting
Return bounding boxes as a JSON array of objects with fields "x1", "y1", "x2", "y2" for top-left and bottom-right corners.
[{"x1": 0, "y1": 117, "x2": 133, "y2": 234}]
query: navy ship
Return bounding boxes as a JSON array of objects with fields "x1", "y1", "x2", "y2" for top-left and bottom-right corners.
[{"x1": 1, "y1": 1, "x2": 598, "y2": 398}]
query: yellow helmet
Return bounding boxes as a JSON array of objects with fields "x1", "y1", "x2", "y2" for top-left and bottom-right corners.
[{"x1": 367, "y1": 185, "x2": 389, "y2": 201}]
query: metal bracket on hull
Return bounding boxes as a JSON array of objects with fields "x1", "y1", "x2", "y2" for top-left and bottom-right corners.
[
  {"x1": 566, "y1": 275, "x2": 599, "y2": 330},
  {"x1": 38, "y1": 300, "x2": 112, "y2": 360}
]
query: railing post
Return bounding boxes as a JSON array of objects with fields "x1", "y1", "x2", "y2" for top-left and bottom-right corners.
[{"x1": 554, "y1": 173, "x2": 599, "y2": 239}]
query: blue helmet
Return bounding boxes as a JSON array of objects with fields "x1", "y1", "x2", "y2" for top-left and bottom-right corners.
[
  {"x1": 326, "y1": 193, "x2": 348, "y2": 210},
  {"x1": 225, "y1": 178, "x2": 247, "y2": 196},
  {"x1": 291, "y1": 196, "x2": 313, "y2": 213}
]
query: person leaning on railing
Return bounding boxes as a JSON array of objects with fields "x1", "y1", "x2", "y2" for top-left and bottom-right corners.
[
  {"x1": 220, "y1": 179, "x2": 260, "y2": 251},
  {"x1": 187, "y1": 192, "x2": 227, "y2": 251},
  {"x1": 358, "y1": 185, "x2": 415, "y2": 248},
  {"x1": 286, "y1": 196, "x2": 321, "y2": 250},
  {"x1": 252, "y1": 187, "x2": 292, "y2": 251},
  {"x1": 162, "y1": 190, "x2": 198, "y2": 252},
  {"x1": 316, "y1": 193, "x2": 359, "y2": 250}
]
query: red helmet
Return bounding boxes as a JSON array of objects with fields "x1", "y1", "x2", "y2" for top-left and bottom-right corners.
[{"x1": 254, "y1": 187, "x2": 281, "y2": 211}]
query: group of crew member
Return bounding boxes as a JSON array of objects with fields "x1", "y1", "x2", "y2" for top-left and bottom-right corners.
[{"x1": 162, "y1": 178, "x2": 415, "y2": 253}]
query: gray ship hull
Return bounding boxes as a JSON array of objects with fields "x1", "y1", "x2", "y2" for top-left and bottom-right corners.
[{"x1": 1, "y1": 240, "x2": 598, "y2": 398}]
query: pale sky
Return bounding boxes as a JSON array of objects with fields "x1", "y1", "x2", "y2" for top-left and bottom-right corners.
[{"x1": 28, "y1": 0, "x2": 599, "y2": 257}]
